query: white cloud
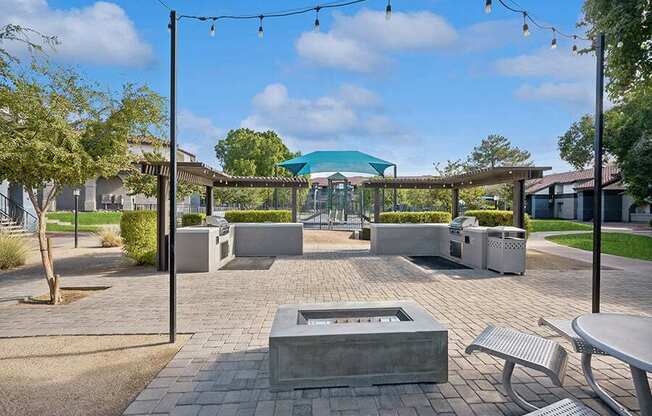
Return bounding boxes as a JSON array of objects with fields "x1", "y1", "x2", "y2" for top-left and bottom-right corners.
[
  {"x1": 178, "y1": 109, "x2": 224, "y2": 164},
  {"x1": 495, "y1": 48, "x2": 594, "y2": 80},
  {"x1": 0, "y1": 0, "x2": 153, "y2": 67},
  {"x1": 515, "y1": 82, "x2": 594, "y2": 107},
  {"x1": 295, "y1": 9, "x2": 457, "y2": 72},
  {"x1": 494, "y1": 47, "x2": 603, "y2": 109},
  {"x1": 241, "y1": 83, "x2": 411, "y2": 146}
]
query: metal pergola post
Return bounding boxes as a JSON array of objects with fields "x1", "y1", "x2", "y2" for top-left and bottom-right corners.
[
  {"x1": 205, "y1": 186, "x2": 213, "y2": 216},
  {"x1": 512, "y1": 179, "x2": 525, "y2": 229},
  {"x1": 452, "y1": 188, "x2": 459, "y2": 219},
  {"x1": 393, "y1": 165, "x2": 397, "y2": 211},
  {"x1": 592, "y1": 32, "x2": 605, "y2": 314},
  {"x1": 169, "y1": 9, "x2": 178, "y2": 344}
]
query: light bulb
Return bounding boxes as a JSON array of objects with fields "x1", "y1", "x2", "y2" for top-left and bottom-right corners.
[
  {"x1": 210, "y1": 21, "x2": 215, "y2": 37},
  {"x1": 314, "y1": 8, "x2": 320, "y2": 32},
  {"x1": 385, "y1": 1, "x2": 392, "y2": 20},
  {"x1": 572, "y1": 44, "x2": 578, "y2": 55},
  {"x1": 522, "y1": 13, "x2": 530, "y2": 37},
  {"x1": 551, "y1": 31, "x2": 557, "y2": 49},
  {"x1": 484, "y1": 0, "x2": 492, "y2": 14},
  {"x1": 258, "y1": 16, "x2": 264, "y2": 39}
]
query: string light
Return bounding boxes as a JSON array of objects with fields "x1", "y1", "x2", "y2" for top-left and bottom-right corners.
[
  {"x1": 314, "y1": 7, "x2": 320, "y2": 32},
  {"x1": 385, "y1": 0, "x2": 392, "y2": 21},
  {"x1": 258, "y1": 15, "x2": 264, "y2": 38},
  {"x1": 210, "y1": 19, "x2": 215, "y2": 37},
  {"x1": 572, "y1": 35, "x2": 578, "y2": 55},
  {"x1": 488, "y1": 0, "x2": 590, "y2": 54}
]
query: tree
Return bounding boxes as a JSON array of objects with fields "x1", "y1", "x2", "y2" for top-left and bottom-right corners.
[
  {"x1": 0, "y1": 24, "x2": 57, "y2": 77},
  {"x1": 215, "y1": 128, "x2": 297, "y2": 176},
  {"x1": 214, "y1": 128, "x2": 298, "y2": 208},
  {"x1": 581, "y1": 0, "x2": 652, "y2": 99},
  {"x1": 467, "y1": 135, "x2": 532, "y2": 169},
  {"x1": 558, "y1": 86, "x2": 651, "y2": 201},
  {"x1": 0, "y1": 58, "x2": 166, "y2": 304},
  {"x1": 558, "y1": 115, "x2": 599, "y2": 169}
]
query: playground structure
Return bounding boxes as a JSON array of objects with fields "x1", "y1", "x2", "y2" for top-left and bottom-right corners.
[{"x1": 278, "y1": 151, "x2": 396, "y2": 230}]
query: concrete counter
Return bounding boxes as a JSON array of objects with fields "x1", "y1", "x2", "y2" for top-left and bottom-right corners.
[
  {"x1": 177, "y1": 226, "x2": 234, "y2": 273},
  {"x1": 370, "y1": 223, "x2": 448, "y2": 256},
  {"x1": 232, "y1": 223, "x2": 303, "y2": 256}
]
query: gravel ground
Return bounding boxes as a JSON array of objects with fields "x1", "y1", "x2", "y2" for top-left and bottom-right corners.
[{"x1": 0, "y1": 334, "x2": 189, "y2": 416}]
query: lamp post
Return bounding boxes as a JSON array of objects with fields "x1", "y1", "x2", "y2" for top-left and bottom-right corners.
[
  {"x1": 169, "y1": 9, "x2": 178, "y2": 344},
  {"x1": 591, "y1": 32, "x2": 605, "y2": 314},
  {"x1": 73, "y1": 189, "x2": 80, "y2": 248}
]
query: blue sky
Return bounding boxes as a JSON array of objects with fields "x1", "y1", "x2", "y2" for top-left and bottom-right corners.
[{"x1": 1, "y1": 0, "x2": 598, "y2": 175}]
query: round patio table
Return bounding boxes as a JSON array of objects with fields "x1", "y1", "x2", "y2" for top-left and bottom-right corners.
[{"x1": 573, "y1": 314, "x2": 652, "y2": 416}]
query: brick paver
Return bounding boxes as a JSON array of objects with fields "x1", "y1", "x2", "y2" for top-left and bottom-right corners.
[{"x1": 1, "y1": 248, "x2": 650, "y2": 416}]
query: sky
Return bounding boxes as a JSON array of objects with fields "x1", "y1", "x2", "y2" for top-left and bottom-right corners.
[{"x1": 1, "y1": 0, "x2": 599, "y2": 176}]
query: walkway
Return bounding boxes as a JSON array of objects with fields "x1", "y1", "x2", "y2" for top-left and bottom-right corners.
[
  {"x1": 1, "y1": 237, "x2": 650, "y2": 416},
  {"x1": 529, "y1": 231, "x2": 652, "y2": 274}
]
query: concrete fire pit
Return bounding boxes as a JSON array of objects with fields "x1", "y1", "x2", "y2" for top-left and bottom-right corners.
[{"x1": 269, "y1": 301, "x2": 448, "y2": 391}]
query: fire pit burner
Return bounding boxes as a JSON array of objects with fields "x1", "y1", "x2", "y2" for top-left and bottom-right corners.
[{"x1": 300, "y1": 307, "x2": 411, "y2": 325}]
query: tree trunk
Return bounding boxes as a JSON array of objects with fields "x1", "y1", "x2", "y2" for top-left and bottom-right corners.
[{"x1": 36, "y1": 212, "x2": 60, "y2": 304}]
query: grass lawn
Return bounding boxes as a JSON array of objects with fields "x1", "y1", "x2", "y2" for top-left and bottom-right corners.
[
  {"x1": 47, "y1": 211, "x2": 122, "y2": 225},
  {"x1": 46, "y1": 211, "x2": 122, "y2": 232},
  {"x1": 546, "y1": 232, "x2": 652, "y2": 261},
  {"x1": 531, "y1": 219, "x2": 592, "y2": 232}
]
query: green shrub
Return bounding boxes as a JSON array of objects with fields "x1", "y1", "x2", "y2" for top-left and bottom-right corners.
[
  {"x1": 224, "y1": 210, "x2": 292, "y2": 223},
  {"x1": 379, "y1": 211, "x2": 451, "y2": 224},
  {"x1": 464, "y1": 210, "x2": 531, "y2": 233},
  {"x1": 0, "y1": 233, "x2": 29, "y2": 270},
  {"x1": 120, "y1": 211, "x2": 157, "y2": 265},
  {"x1": 181, "y1": 213, "x2": 206, "y2": 227}
]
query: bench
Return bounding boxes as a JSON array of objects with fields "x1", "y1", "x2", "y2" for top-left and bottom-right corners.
[
  {"x1": 465, "y1": 325, "x2": 568, "y2": 412},
  {"x1": 523, "y1": 399, "x2": 599, "y2": 416},
  {"x1": 538, "y1": 318, "x2": 631, "y2": 416}
]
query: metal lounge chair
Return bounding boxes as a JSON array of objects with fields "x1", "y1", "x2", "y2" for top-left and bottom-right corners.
[
  {"x1": 538, "y1": 318, "x2": 632, "y2": 416},
  {"x1": 522, "y1": 398, "x2": 599, "y2": 416},
  {"x1": 465, "y1": 325, "x2": 569, "y2": 412}
]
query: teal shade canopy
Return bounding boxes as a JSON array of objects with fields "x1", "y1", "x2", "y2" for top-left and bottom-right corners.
[{"x1": 277, "y1": 151, "x2": 395, "y2": 176}]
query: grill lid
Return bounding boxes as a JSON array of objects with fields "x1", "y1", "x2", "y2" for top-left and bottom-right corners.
[{"x1": 449, "y1": 216, "x2": 479, "y2": 229}]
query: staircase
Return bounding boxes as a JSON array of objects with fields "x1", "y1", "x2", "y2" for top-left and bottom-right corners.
[{"x1": 0, "y1": 192, "x2": 37, "y2": 235}]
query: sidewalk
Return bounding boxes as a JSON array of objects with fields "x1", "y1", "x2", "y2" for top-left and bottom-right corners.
[{"x1": 529, "y1": 231, "x2": 652, "y2": 274}]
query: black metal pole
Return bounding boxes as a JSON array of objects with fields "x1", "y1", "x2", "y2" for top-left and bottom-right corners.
[
  {"x1": 393, "y1": 165, "x2": 397, "y2": 211},
  {"x1": 592, "y1": 32, "x2": 605, "y2": 314},
  {"x1": 74, "y1": 194, "x2": 79, "y2": 248},
  {"x1": 169, "y1": 10, "x2": 178, "y2": 343}
]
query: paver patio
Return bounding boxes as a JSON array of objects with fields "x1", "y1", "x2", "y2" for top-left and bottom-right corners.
[{"x1": 1, "y1": 243, "x2": 650, "y2": 416}]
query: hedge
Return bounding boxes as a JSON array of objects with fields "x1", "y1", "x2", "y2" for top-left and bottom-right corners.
[
  {"x1": 120, "y1": 211, "x2": 157, "y2": 265},
  {"x1": 224, "y1": 210, "x2": 292, "y2": 223},
  {"x1": 464, "y1": 210, "x2": 531, "y2": 232},
  {"x1": 379, "y1": 211, "x2": 451, "y2": 224},
  {"x1": 182, "y1": 213, "x2": 206, "y2": 227}
]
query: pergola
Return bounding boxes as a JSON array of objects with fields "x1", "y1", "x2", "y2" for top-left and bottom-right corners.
[
  {"x1": 361, "y1": 166, "x2": 551, "y2": 228},
  {"x1": 140, "y1": 161, "x2": 309, "y2": 271}
]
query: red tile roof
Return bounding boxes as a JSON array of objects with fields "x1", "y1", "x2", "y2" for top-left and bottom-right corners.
[{"x1": 525, "y1": 165, "x2": 620, "y2": 194}]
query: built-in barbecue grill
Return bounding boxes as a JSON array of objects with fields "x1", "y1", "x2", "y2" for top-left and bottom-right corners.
[
  {"x1": 448, "y1": 216, "x2": 479, "y2": 258},
  {"x1": 205, "y1": 216, "x2": 231, "y2": 236}
]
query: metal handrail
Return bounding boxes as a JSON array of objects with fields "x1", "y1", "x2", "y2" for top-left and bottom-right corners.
[{"x1": 0, "y1": 192, "x2": 38, "y2": 232}]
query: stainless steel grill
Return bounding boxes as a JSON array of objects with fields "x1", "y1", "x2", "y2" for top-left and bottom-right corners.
[
  {"x1": 205, "y1": 216, "x2": 230, "y2": 236},
  {"x1": 448, "y1": 216, "x2": 478, "y2": 259}
]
